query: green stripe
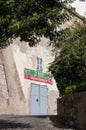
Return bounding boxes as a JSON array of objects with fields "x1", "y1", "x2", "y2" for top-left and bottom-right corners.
[{"x1": 24, "y1": 68, "x2": 50, "y2": 79}]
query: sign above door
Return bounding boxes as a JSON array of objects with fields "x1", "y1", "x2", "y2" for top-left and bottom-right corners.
[{"x1": 24, "y1": 68, "x2": 53, "y2": 85}]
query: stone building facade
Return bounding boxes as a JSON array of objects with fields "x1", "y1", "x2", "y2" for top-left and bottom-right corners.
[{"x1": 0, "y1": 38, "x2": 59, "y2": 115}]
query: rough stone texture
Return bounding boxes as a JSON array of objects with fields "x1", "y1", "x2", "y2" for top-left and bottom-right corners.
[
  {"x1": 57, "y1": 92, "x2": 86, "y2": 130},
  {"x1": 0, "y1": 115, "x2": 75, "y2": 130},
  {"x1": 0, "y1": 51, "x2": 10, "y2": 113},
  {"x1": 0, "y1": 47, "x2": 26, "y2": 115},
  {"x1": 12, "y1": 38, "x2": 59, "y2": 115},
  {"x1": 0, "y1": 38, "x2": 59, "y2": 115},
  {"x1": 48, "y1": 90, "x2": 58, "y2": 115}
]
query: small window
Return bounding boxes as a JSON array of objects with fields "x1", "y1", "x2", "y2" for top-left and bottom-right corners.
[{"x1": 37, "y1": 57, "x2": 43, "y2": 71}]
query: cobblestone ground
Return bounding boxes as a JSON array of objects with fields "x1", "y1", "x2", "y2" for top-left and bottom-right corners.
[{"x1": 0, "y1": 115, "x2": 75, "y2": 130}]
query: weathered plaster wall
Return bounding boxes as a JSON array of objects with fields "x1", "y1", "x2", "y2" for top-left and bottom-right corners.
[
  {"x1": 0, "y1": 47, "x2": 26, "y2": 115},
  {"x1": 0, "y1": 51, "x2": 10, "y2": 114},
  {"x1": 12, "y1": 38, "x2": 59, "y2": 115},
  {"x1": 57, "y1": 92, "x2": 86, "y2": 130},
  {"x1": 0, "y1": 38, "x2": 59, "y2": 115}
]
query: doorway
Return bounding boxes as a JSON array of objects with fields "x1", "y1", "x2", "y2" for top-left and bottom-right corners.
[{"x1": 31, "y1": 83, "x2": 48, "y2": 115}]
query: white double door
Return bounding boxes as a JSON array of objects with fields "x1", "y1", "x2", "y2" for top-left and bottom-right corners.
[{"x1": 31, "y1": 83, "x2": 48, "y2": 115}]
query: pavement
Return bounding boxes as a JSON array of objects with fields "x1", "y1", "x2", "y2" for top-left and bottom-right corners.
[{"x1": 0, "y1": 115, "x2": 75, "y2": 130}]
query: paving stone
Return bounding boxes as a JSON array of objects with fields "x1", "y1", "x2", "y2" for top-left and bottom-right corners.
[{"x1": 0, "y1": 115, "x2": 76, "y2": 130}]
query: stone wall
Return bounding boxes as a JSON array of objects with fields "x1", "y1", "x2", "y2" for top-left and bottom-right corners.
[
  {"x1": 12, "y1": 38, "x2": 59, "y2": 115},
  {"x1": 57, "y1": 92, "x2": 86, "y2": 130},
  {"x1": 0, "y1": 38, "x2": 59, "y2": 115},
  {"x1": 0, "y1": 47, "x2": 26, "y2": 115},
  {"x1": 0, "y1": 51, "x2": 10, "y2": 114}
]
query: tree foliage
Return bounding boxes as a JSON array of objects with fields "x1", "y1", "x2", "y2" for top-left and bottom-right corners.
[
  {"x1": 0, "y1": 0, "x2": 74, "y2": 48},
  {"x1": 49, "y1": 23, "x2": 86, "y2": 95}
]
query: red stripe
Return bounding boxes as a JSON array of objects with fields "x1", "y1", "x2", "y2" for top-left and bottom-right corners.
[{"x1": 24, "y1": 74, "x2": 53, "y2": 85}]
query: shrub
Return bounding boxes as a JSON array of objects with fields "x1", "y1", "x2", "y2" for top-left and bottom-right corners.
[{"x1": 65, "y1": 85, "x2": 77, "y2": 94}]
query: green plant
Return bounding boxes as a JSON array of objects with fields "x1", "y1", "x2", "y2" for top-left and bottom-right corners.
[
  {"x1": 49, "y1": 23, "x2": 86, "y2": 95},
  {"x1": 65, "y1": 85, "x2": 77, "y2": 94},
  {"x1": 0, "y1": 0, "x2": 74, "y2": 48}
]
